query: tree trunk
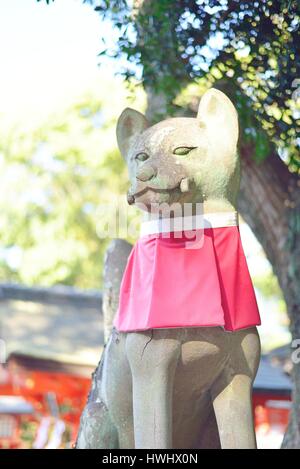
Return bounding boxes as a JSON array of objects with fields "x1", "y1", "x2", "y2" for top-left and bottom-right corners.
[
  {"x1": 238, "y1": 144, "x2": 300, "y2": 448},
  {"x1": 227, "y1": 130, "x2": 299, "y2": 450}
]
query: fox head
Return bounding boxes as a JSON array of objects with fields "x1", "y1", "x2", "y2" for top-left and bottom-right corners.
[{"x1": 116, "y1": 88, "x2": 240, "y2": 213}]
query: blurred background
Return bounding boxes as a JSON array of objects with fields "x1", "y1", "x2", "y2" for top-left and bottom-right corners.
[{"x1": 0, "y1": 0, "x2": 298, "y2": 449}]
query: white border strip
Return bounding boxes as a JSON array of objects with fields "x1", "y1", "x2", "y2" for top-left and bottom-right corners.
[{"x1": 140, "y1": 212, "x2": 238, "y2": 236}]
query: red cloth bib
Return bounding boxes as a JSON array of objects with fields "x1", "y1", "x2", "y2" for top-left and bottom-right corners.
[{"x1": 114, "y1": 225, "x2": 261, "y2": 332}]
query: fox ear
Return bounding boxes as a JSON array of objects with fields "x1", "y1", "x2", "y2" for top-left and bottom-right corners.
[
  {"x1": 116, "y1": 108, "x2": 149, "y2": 159},
  {"x1": 197, "y1": 88, "x2": 239, "y2": 152}
]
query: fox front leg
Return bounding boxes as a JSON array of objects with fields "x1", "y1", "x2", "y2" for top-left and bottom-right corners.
[
  {"x1": 125, "y1": 330, "x2": 181, "y2": 449},
  {"x1": 211, "y1": 328, "x2": 260, "y2": 449}
]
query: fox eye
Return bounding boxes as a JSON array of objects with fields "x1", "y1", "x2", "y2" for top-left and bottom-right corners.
[
  {"x1": 135, "y1": 152, "x2": 149, "y2": 162},
  {"x1": 173, "y1": 147, "x2": 197, "y2": 156}
]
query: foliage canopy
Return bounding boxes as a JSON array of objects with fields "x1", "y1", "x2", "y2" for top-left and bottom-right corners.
[
  {"x1": 92, "y1": 0, "x2": 299, "y2": 169},
  {"x1": 0, "y1": 77, "x2": 144, "y2": 287}
]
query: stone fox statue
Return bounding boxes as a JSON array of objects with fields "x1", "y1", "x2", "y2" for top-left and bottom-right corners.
[{"x1": 77, "y1": 88, "x2": 261, "y2": 449}]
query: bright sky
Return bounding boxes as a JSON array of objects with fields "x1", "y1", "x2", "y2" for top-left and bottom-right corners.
[{"x1": 0, "y1": 0, "x2": 110, "y2": 126}]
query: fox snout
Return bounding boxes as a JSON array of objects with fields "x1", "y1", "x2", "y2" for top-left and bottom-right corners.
[{"x1": 136, "y1": 164, "x2": 157, "y2": 182}]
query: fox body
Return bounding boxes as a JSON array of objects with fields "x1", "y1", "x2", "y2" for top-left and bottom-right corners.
[{"x1": 77, "y1": 89, "x2": 260, "y2": 449}]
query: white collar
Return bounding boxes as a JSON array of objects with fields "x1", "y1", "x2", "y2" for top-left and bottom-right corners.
[{"x1": 140, "y1": 212, "x2": 238, "y2": 237}]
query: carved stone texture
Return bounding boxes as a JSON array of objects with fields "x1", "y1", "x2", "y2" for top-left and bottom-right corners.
[
  {"x1": 103, "y1": 239, "x2": 132, "y2": 343},
  {"x1": 77, "y1": 89, "x2": 261, "y2": 449}
]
